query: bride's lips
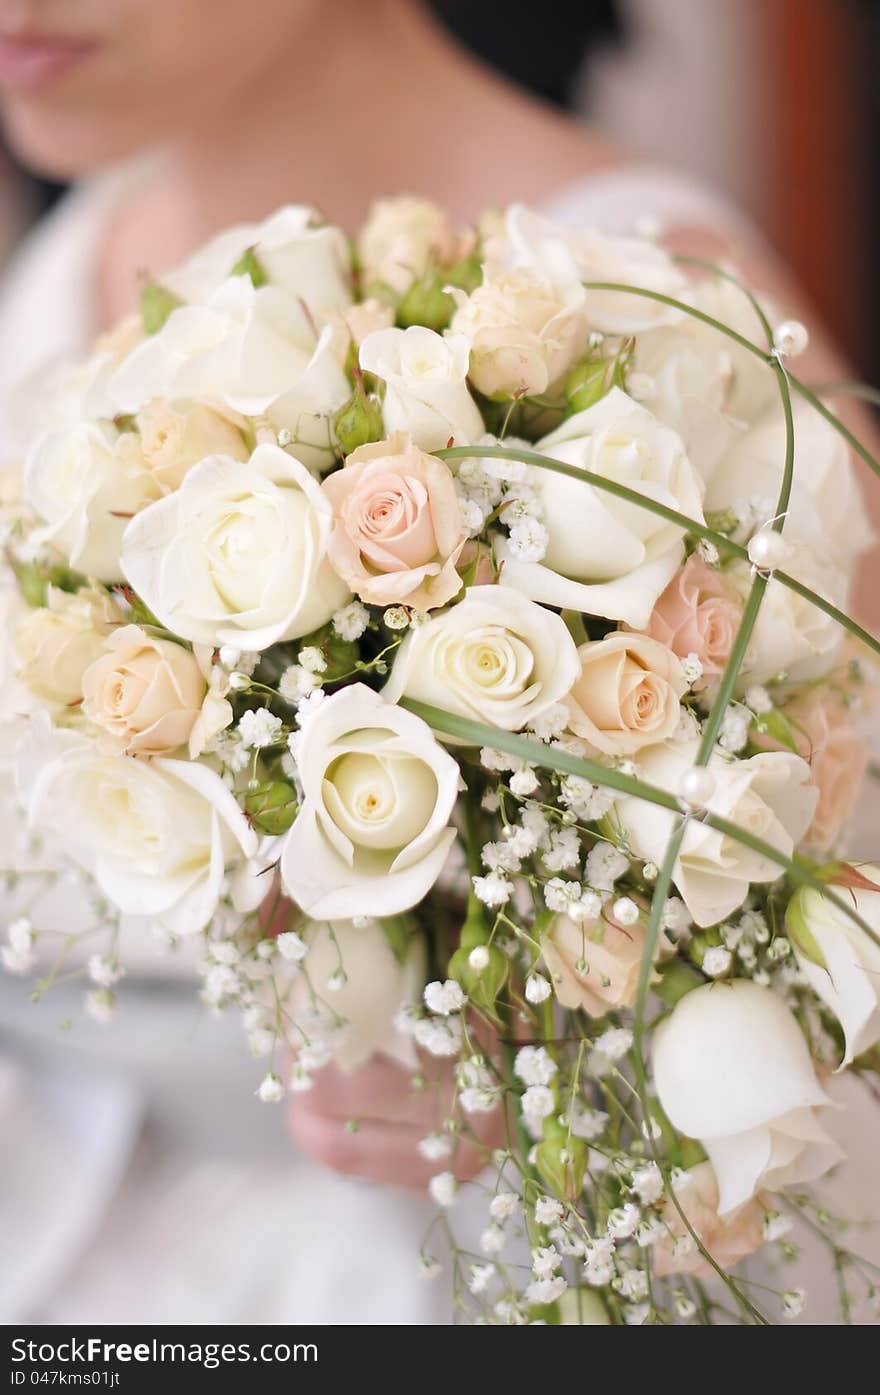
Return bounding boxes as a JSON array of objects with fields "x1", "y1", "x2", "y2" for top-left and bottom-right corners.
[{"x1": 0, "y1": 34, "x2": 100, "y2": 89}]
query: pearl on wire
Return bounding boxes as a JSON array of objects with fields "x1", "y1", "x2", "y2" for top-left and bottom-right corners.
[
  {"x1": 678, "y1": 766, "x2": 717, "y2": 810},
  {"x1": 772, "y1": 319, "x2": 810, "y2": 358},
  {"x1": 747, "y1": 528, "x2": 792, "y2": 571}
]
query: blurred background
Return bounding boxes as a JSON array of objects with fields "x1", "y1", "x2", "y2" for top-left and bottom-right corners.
[{"x1": 6, "y1": 0, "x2": 874, "y2": 376}]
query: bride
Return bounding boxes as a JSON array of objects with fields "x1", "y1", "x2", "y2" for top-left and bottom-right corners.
[{"x1": 0, "y1": 0, "x2": 877, "y2": 1324}]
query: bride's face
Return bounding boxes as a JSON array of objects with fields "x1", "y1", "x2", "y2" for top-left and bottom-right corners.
[{"x1": 0, "y1": 0, "x2": 321, "y2": 175}]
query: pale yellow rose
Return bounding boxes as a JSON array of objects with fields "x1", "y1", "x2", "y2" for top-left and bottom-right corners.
[
  {"x1": 332, "y1": 298, "x2": 395, "y2": 353},
  {"x1": 322, "y1": 433, "x2": 467, "y2": 611},
  {"x1": 359, "y1": 196, "x2": 455, "y2": 296},
  {"x1": 540, "y1": 906, "x2": 672, "y2": 1016},
  {"x1": 451, "y1": 268, "x2": 587, "y2": 398},
  {"x1": 652, "y1": 1162, "x2": 768, "y2": 1278},
  {"x1": 566, "y1": 631, "x2": 686, "y2": 755},
  {"x1": 82, "y1": 624, "x2": 207, "y2": 755},
  {"x1": 135, "y1": 399, "x2": 248, "y2": 492},
  {"x1": 15, "y1": 586, "x2": 119, "y2": 708}
]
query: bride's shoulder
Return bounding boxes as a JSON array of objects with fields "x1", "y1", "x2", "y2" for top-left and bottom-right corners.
[{"x1": 0, "y1": 164, "x2": 145, "y2": 389}]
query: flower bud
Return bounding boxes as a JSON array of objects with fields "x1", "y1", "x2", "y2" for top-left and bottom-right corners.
[
  {"x1": 564, "y1": 357, "x2": 609, "y2": 414},
  {"x1": 397, "y1": 273, "x2": 455, "y2": 331},
  {"x1": 534, "y1": 1116, "x2": 587, "y2": 1202},
  {"x1": 333, "y1": 388, "x2": 385, "y2": 457},
  {"x1": 244, "y1": 780, "x2": 299, "y2": 835}
]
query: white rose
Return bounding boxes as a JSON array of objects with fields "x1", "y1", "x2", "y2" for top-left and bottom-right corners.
[
  {"x1": 281, "y1": 684, "x2": 458, "y2": 919},
  {"x1": 121, "y1": 443, "x2": 350, "y2": 650},
  {"x1": 450, "y1": 267, "x2": 587, "y2": 398},
  {"x1": 728, "y1": 556, "x2": 845, "y2": 688},
  {"x1": 490, "y1": 204, "x2": 689, "y2": 333},
  {"x1": 612, "y1": 736, "x2": 816, "y2": 926},
  {"x1": 707, "y1": 398, "x2": 873, "y2": 570},
  {"x1": 358, "y1": 326, "x2": 483, "y2": 453},
  {"x1": 787, "y1": 867, "x2": 880, "y2": 1067},
  {"x1": 383, "y1": 586, "x2": 580, "y2": 733},
  {"x1": 24, "y1": 422, "x2": 160, "y2": 581},
  {"x1": 289, "y1": 918, "x2": 427, "y2": 1070},
  {"x1": 498, "y1": 387, "x2": 705, "y2": 628},
  {"x1": 164, "y1": 204, "x2": 353, "y2": 317},
  {"x1": 20, "y1": 728, "x2": 257, "y2": 935},
  {"x1": 109, "y1": 279, "x2": 350, "y2": 469},
  {"x1": 359, "y1": 196, "x2": 455, "y2": 296},
  {"x1": 653, "y1": 981, "x2": 842, "y2": 1213}
]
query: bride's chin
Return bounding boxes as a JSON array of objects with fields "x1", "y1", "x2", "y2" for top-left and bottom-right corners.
[{"x1": 0, "y1": 101, "x2": 152, "y2": 180}]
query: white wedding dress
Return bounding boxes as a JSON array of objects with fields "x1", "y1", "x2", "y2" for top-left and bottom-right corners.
[{"x1": 0, "y1": 163, "x2": 877, "y2": 1326}]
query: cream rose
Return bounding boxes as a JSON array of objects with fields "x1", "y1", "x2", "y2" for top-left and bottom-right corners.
[
  {"x1": 612, "y1": 737, "x2": 816, "y2": 927},
  {"x1": 498, "y1": 388, "x2": 706, "y2": 628},
  {"x1": 358, "y1": 326, "x2": 483, "y2": 453},
  {"x1": 109, "y1": 278, "x2": 350, "y2": 470},
  {"x1": 20, "y1": 727, "x2": 257, "y2": 935},
  {"x1": 729, "y1": 556, "x2": 845, "y2": 688},
  {"x1": 645, "y1": 554, "x2": 742, "y2": 686},
  {"x1": 383, "y1": 586, "x2": 580, "y2": 734},
  {"x1": 787, "y1": 867, "x2": 880, "y2": 1067},
  {"x1": 540, "y1": 904, "x2": 673, "y2": 1016},
  {"x1": 164, "y1": 204, "x2": 353, "y2": 318},
  {"x1": 14, "y1": 586, "x2": 118, "y2": 708},
  {"x1": 121, "y1": 443, "x2": 350, "y2": 650},
  {"x1": 358, "y1": 196, "x2": 455, "y2": 297},
  {"x1": 24, "y1": 422, "x2": 160, "y2": 582},
  {"x1": 280, "y1": 684, "x2": 459, "y2": 919},
  {"x1": 450, "y1": 267, "x2": 587, "y2": 398},
  {"x1": 652, "y1": 1163, "x2": 767, "y2": 1278},
  {"x1": 565, "y1": 631, "x2": 686, "y2": 755},
  {"x1": 288, "y1": 918, "x2": 427, "y2": 1071},
  {"x1": 322, "y1": 432, "x2": 467, "y2": 611},
  {"x1": 652, "y1": 982, "x2": 842, "y2": 1213},
  {"x1": 707, "y1": 398, "x2": 873, "y2": 570},
  {"x1": 82, "y1": 624, "x2": 208, "y2": 755},
  {"x1": 490, "y1": 204, "x2": 689, "y2": 334},
  {"x1": 135, "y1": 399, "x2": 248, "y2": 492}
]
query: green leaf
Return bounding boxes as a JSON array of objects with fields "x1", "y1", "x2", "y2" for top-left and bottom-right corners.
[{"x1": 378, "y1": 915, "x2": 415, "y2": 966}]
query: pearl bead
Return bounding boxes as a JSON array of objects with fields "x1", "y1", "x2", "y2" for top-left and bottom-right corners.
[
  {"x1": 747, "y1": 529, "x2": 791, "y2": 570},
  {"x1": 773, "y1": 319, "x2": 810, "y2": 358},
  {"x1": 468, "y1": 945, "x2": 490, "y2": 973},
  {"x1": 678, "y1": 766, "x2": 716, "y2": 808}
]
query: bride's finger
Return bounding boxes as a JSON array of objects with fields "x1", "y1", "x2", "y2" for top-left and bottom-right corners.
[{"x1": 288, "y1": 1107, "x2": 494, "y2": 1189}]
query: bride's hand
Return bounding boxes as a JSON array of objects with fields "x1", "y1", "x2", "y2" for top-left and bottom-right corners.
[{"x1": 287, "y1": 1050, "x2": 504, "y2": 1189}]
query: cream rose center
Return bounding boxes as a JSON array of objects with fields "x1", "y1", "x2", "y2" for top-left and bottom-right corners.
[{"x1": 323, "y1": 746, "x2": 438, "y2": 851}]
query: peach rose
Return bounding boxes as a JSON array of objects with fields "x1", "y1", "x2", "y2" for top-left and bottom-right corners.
[
  {"x1": 646, "y1": 554, "x2": 742, "y2": 685},
  {"x1": 15, "y1": 586, "x2": 119, "y2": 708},
  {"x1": 134, "y1": 399, "x2": 248, "y2": 492},
  {"x1": 565, "y1": 631, "x2": 686, "y2": 755},
  {"x1": 540, "y1": 904, "x2": 673, "y2": 1016},
  {"x1": 779, "y1": 691, "x2": 867, "y2": 855},
  {"x1": 322, "y1": 433, "x2": 467, "y2": 611},
  {"x1": 82, "y1": 624, "x2": 207, "y2": 755},
  {"x1": 653, "y1": 1162, "x2": 767, "y2": 1278}
]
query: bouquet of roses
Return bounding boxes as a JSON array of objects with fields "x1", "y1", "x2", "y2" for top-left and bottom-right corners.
[{"x1": 4, "y1": 195, "x2": 880, "y2": 1324}]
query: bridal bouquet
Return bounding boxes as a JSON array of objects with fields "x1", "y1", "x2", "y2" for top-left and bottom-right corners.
[{"x1": 3, "y1": 196, "x2": 880, "y2": 1324}]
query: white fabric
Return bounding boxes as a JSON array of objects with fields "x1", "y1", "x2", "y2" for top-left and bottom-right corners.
[{"x1": 0, "y1": 163, "x2": 878, "y2": 1326}]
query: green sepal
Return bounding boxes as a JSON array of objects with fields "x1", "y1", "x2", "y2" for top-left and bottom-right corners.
[
  {"x1": 378, "y1": 914, "x2": 417, "y2": 966},
  {"x1": 230, "y1": 246, "x2": 268, "y2": 287},
  {"x1": 751, "y1": 706, "x2": 800, "y2": 754},
  {"x1": 140, "y1": 280, "x2": 183, "y2": 335}
]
